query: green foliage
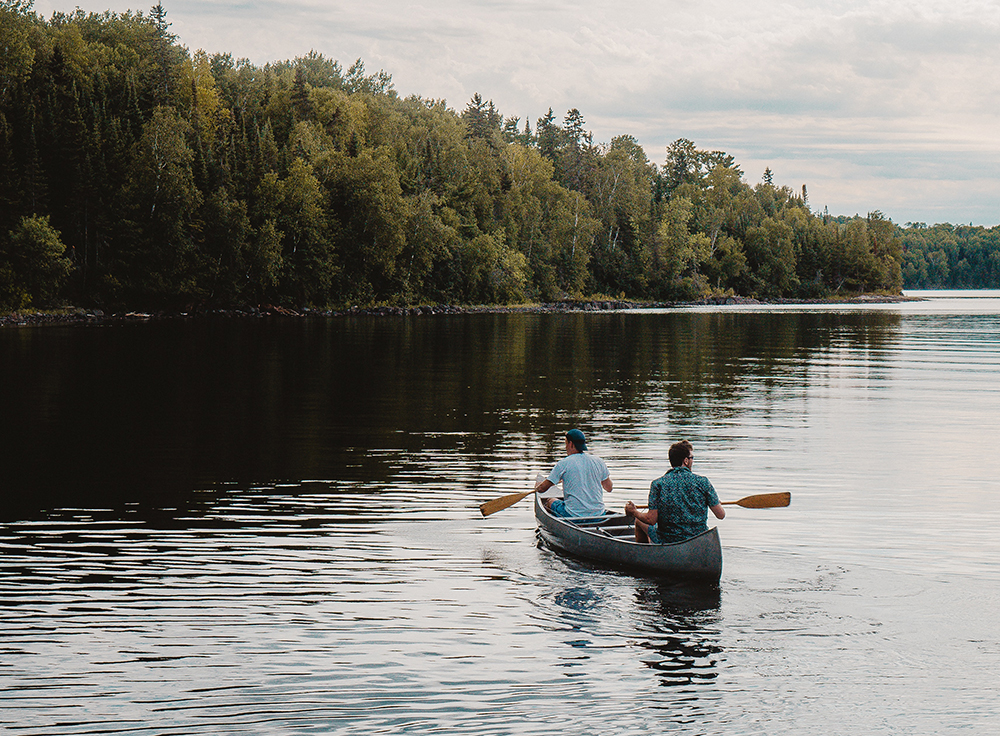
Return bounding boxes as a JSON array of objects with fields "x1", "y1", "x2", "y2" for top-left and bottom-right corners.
[
  {"x1": 115, "y1": 105, "x2": 203, "y2": 304},
  {"x1": 263, "y1": 159, "x2": 336, "y2": 306},
  {"x1": 461, "y1": 92, "x2": 502, "y2": 145},
  {"x1": 451, "y1": 230, "x2": 528, "y2": 304},
  {"x1": 0, "y1": 214, "x2": 72, "y2": 309},
  {"x1": 650, "y1": 196, "x2": 709, "y2": 297},
  {"x1": 900, "y1": 222, "x2": 1000, "y2": 288},
  {"x1": 0, "y1": 1, "x2": 38, "y2": 104},
  {"x1": 0, "y1": 7, "x2": 911, "y2": 312},
  {"x1": 586, "y1": 135, "x2": 656, "y2": 295},
  {"x1": 743, "y1": 217, "x2": 798, "y2": 297}
]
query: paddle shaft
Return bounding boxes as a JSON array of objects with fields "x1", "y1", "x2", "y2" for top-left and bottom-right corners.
[
  {"x1": 637, "y1": 491, "x2": 790, "y2": 510},
  {"x1": 480, "y1": 473, "x2": 556, "y2": 517},
  {"x1": 482, "y1": 487, "x2": 788, "y2": 518}
]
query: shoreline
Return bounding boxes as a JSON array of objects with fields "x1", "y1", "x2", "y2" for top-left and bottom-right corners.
[{"x1": 0, "y1": 294, "x2": 922, "y2": 328}]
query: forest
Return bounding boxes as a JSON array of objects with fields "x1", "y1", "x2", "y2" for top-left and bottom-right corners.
[
  {"x1": 0, "y1": 2, "x2": 911, "y2": 312},
  {"x1": 898, "y1": 223, "x2": 1000, "y2": 289}
]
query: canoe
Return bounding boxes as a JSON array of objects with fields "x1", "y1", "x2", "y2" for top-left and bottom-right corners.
[{"x1": 533, "y1": 493, "x2": 723, "y2": 582}]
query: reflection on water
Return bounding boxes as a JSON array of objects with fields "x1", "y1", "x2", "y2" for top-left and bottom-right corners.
[
  {"x1": 634, "y1": 583, "x2": 722, "y2": 689},
  {"x1": 3, "y1": 297, "x2": 1000, "y2": 734},
  {"x1": 0, "y1": 309, "x2": 904, "y2": 517}
]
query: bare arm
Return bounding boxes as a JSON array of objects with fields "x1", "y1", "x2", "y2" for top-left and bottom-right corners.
[
  {"x1": 535, "y1": 478, "x2": 555, "y2": 494},
  {"x1": 710, "y1": 503, "x2": 725, "y2": 519},
  {"x1": 602, "y1": 477, "x2": 613, "y2": 493},
  {"x1": 624, "y1": 501, "x2": 657, "y2": 525}
]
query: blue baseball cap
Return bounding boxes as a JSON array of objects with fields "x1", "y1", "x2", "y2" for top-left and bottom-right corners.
[{"x1": 566, "y1": 429, "x2": 587, "y2": 451}]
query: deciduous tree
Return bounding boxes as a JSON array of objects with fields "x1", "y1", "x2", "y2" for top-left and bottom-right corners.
[{"x1": 0, "y1": 214, "x2": 72, "y2": 309}]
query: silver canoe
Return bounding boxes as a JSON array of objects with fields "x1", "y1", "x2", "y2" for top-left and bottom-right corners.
[{"x1": 534, "y1": 494, "x2": 723, "y2": 582}]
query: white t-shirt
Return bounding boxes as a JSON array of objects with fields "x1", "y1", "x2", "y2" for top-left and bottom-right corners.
[{"x1": 546, "y1": 452, "x2": 610, "y2": 516}]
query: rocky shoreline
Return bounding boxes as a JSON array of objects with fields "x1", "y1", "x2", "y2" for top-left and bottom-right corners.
[{"x1": 0, "y1": 294, "x2": 921, "y2": 327}]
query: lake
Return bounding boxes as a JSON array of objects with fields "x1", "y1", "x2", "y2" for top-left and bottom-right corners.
[{"x1": 2, "y1": 291, "x2": 999, "y2": 734}]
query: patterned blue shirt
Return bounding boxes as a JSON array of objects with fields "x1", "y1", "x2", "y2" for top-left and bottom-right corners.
[{"x1": 648, "y1": 467, "x2": 720, "y2": 543}]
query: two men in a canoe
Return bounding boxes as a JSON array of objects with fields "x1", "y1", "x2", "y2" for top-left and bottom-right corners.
[{"x1": 537, "y1": 432, "x2": 724, "y2": 543}]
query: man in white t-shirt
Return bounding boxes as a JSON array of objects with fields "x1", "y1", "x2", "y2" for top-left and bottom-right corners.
[{"x1": 535, "y1": 429, "x2": 613, "y2": 517}]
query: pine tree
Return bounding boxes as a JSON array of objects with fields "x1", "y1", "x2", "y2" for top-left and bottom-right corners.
[
  {"x1": 291, "y1": 67, "x2": 313, "y2": 121},
  {"x1": 535, "y1": 108, "x2": 559, "y2": 164},
  {"x1": 149, "y1": 3, "x2": 177, "y2": 105}
]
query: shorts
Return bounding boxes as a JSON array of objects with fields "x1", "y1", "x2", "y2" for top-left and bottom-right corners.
[
  {"x1": 645, "y1": 523, "x2": 704, "y2": 544},
  {"x1": 548, "y1": 499, "x2": 573, "y2": 518},
  {"x1": 548, "y1": 499, "x2": 606, "y2": 519},
  {"x1": 646, "y1": 523, "x2": 663, "y2": 544}
]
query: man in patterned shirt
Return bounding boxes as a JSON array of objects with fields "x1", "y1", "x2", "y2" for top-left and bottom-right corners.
[{"x1": 624, "y1": 440, "x2": 725, "y2": 543}]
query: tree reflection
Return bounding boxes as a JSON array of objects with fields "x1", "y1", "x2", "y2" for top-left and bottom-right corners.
[{"x1": 0, "y1": 309, "x2": 903, "y2": 514}]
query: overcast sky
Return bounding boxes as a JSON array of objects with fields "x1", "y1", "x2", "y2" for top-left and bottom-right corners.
[{"x1": 35, "y1": 0, "x2": 1000, "y2": 225}]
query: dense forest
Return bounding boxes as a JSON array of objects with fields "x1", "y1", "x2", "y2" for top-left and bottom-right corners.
[
  {"x1": 1, "y1": 2, "x2": 911, "y2": 311},
  {"x1": 898, "y1": 223, "x2": 1000, "y2": 289}
]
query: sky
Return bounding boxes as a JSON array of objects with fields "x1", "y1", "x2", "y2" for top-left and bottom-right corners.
[{"x1": 34, "y1": 0, "x2": 1000, "y2": 226}]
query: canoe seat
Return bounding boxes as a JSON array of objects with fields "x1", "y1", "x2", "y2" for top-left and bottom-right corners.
[{"x1": 597, "y1": 524, "x2": 631, "y2": 534}]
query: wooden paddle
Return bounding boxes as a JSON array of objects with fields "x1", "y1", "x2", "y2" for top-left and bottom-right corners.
[
  {"x1": 721, "y1": 491, "x2": 791, "y2": 508},
  {"x1": 479, "y1": 488, "x2": 541, "y2": 517},
  {"x1": 636, "y1": 491, "x2": 791, "y2": 510},
  {"x1": 482, "y1": 489, "x2": 790, "y2": 518}
]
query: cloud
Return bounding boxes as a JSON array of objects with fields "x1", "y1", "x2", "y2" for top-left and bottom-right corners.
[{"x1": 33, "y1": 0, "x2": 1000, "y2": 224}]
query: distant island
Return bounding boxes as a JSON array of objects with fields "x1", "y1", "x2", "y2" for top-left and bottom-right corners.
[{"x1": 1, "y1": 2, "x2": 996, "y2": 315}]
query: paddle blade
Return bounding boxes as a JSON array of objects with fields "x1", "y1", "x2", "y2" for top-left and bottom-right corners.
[
  {"x1": 723, "y1": 491, "x2": 791, "y2": 509},
  {"x1": 479, "y1": 490, "x2": 532, "y2": 517}
]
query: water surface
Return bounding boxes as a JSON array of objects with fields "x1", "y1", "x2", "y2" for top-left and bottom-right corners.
[{"x1": 2, "y1": 292, "x2": 999, "y2": 734}]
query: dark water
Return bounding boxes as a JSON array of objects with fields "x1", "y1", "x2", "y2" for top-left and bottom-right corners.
[{"x1": 2, "y1": 293, "x2": 999, "y2": 734}]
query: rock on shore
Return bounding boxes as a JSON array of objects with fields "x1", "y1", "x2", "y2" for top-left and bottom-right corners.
[{"x1": 0, "y1": 294, "x2": 919, "y2": 327}]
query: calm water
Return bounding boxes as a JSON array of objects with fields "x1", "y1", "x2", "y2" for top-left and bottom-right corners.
[{"x1": 2, "y1": 292, "x2": 999, "y2": 734}]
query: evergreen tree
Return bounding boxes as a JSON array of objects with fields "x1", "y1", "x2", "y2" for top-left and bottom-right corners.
[
  {"x1": 148, "y1": 3, "x2": 178, "y2": 105},
  {"x1": 291, "y1": 67, "x2": 313, "y2": 121},
  {"x1": 535, "y1": 108, "x2": 559, "y2": 164}
]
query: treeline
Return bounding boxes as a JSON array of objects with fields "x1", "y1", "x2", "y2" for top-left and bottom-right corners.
[
  {"x1": 0, "y1": 2, "x2": 904, "y2": 311},
  {"x1": 899, "y1": 223, "x2": 1000, "y2": 289}
]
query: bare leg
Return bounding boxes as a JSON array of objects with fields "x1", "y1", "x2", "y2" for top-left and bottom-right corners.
[{"x1": 634, "y1": 518, "x2": 650, "y2": 543}]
